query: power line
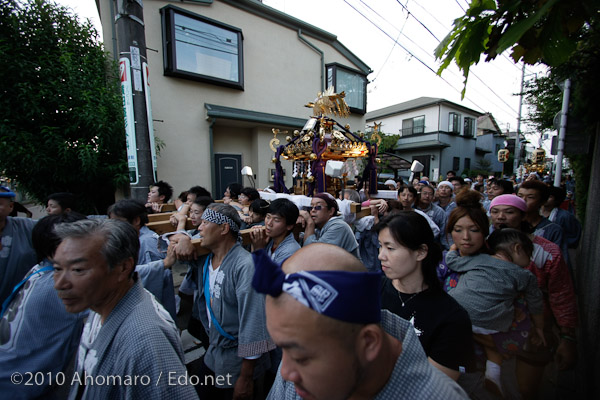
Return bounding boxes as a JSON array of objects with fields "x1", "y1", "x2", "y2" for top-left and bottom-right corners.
[
  {"x1": 350, "y1": 4, "x2": 518, "y2": 119},
  {"x1": 412, "y1": 0, "x2": 522, "y2": 73},
  {"x1": 392, "y1": 0, "x2": 519, "y2": 116},
  {"x1": 342, "y1": 0, "x2": 463, "y2": 93},
  {"x1": 456, "y1": 0, "x2": 470, "y2": 11},
  {"x1": 410, "y1": 0, "x2": 454, "y2": 34},
  {"x1": 501, "y1": 52, "x2": 523, "y2": 69},
  {"x1": 359, "y1": 0, "x2": 457, "y2": 76},
  {"x1": 453, "y1": 0, "x2": 465, "y2": 13},
  {"x1": 175, "y1": 38, "x2": 239, "y2": 55},
  {"x1": 359, "y1": 0, "x2": 435, "y2": 77},
  {"x1": 175, "y1": 26, "x2": 238, "y2": 56},
  {"x1": 370, "y1": 10, "x2": 410, "y2": 84},
  {"x1": 469, "y1": 71, "x2": 520, "y2": 115},
  {"x1": 176, "y1": 25, "x2": 237, "y2": 48},
  {"x1": 394, "y1": 0, "x2": 440, "y2": 41},
  {"x1": 358, "y1": 0, "x2": 411, "y2": 84},
  {"x1": 360, "y1": 0, "x2": 455, "y2": 71},
  {"x1": 345, "y1": 0, "x2": 519, "y2": 119}
]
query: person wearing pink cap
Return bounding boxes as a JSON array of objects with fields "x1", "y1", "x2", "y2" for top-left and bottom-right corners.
[
  {"x1": 490, "y1": 194, "x2": 577, "y2": 399},
  {"x1": 492, "y1": 194, "x2": 522, "y2": 210}
]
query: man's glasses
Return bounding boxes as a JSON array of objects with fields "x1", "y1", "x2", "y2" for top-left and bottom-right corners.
[{"x1": 309, "y1": 205, "x2": 324, "y2": 211}]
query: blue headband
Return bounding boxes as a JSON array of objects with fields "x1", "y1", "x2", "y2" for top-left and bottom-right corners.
[
  {"x1": 0, "y1": 186, "x2": 15, "y2": 198},
  {"x1": 252, "y1": 250, "x2": 382, "y2": 324}
]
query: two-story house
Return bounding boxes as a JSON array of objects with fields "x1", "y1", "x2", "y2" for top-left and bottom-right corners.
[
  {"x1": 365, "y1": 97, "x2": 483, "y2": 180},
  {"x1": 97, "y1": 0, "x2": 371, "y2": 196},
  {"x1": 476, "y1": 113, "x2": 507, "y2": 175}
]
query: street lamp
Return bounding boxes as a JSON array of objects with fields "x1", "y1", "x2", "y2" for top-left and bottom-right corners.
[
  {"x1": 241, "y1": 166, "x2": 255, "y2": 188},
  {"x1": 515, "y1": 66, "x2": 539, "y2": 178},
  {"x1": 553, "y1": 79, "x2": 571, "y2": 187}
]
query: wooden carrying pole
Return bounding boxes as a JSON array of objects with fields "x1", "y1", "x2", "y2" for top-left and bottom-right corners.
[{"x1": 148, "y1": 203, "x2": 374, "y2": 256}]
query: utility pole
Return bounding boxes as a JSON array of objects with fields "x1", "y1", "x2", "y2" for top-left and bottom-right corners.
[
  {"x1": 514, "y1": 64, "x2": 526, "y2": 176},
  {"x1": 554, "y1": 79, "x2": 570, "y2": 187},
  {"x1": 114, "y1": 0, "x2": 157, "y2": 202}
]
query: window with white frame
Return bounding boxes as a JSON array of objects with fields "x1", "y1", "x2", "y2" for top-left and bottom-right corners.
[
  {"x1": 448, "y1": 112, "x2": 461, "y2": 134},
  {"x1": 326, "y1": 63, "x2": 367, "y2": 114},
  {"x1": 401, "y1": 115, "x2": 425, "y2": 136},
  {"x1": 464, "y1": 117, "x2": 475, "y2": 137},
  {"x1": 161, "y1": 5, "x2": 244, "y2": 89}
]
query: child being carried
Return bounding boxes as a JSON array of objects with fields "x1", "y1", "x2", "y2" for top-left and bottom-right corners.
[{"x1": 446, "y1": 228, "x2": 544, "y2": 396}]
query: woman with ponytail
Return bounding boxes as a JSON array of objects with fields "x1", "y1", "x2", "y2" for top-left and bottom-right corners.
[{"x1": 376, "y1": 211, "x2": 475, "y2": 381}]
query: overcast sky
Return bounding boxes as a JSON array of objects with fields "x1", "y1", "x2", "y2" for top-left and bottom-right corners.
[{"x1": 53, "y1": 0, "x2": 549, "y2": 150}]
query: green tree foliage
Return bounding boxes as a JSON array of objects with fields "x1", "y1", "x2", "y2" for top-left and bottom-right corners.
[
  {"x1": 465, "y1": 158, "x2": 492, "y2": 178},
  {"x1": 520, "y1": 38, "x2": 599, "y2": 221},
  {"x1": 435, "y1": 0, "x2": 599, "y2": 222},
  {"x1": 0, "y1": 0, "x2": 127, "y2": 214},
  {"x1": 376, "y1": 133, "x2": 401, "y2": 154},
  {"x1": 559, "y1": 27, "x2": 600, "y2": 219},
  {"x1": 434, "y1": 0, "x2": 596, "y2": 97},
  {"x1": 369, "y1": 132, "x2": 401, "y2": 173},
  {"x1": 522, "y1": 74, "x2": 562, "y2": 132}
]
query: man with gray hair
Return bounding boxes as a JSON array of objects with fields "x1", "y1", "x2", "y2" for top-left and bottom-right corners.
[
  {"x1": 52, "y1": 219, "x2": 197, "y2": 400},
  {"x1": 171, "y1": 203, "x2": 274, "y2": 399}
]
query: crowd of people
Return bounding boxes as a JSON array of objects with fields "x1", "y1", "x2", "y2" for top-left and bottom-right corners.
[{"x1": 0, "y1": 169, "x2": 581, "y2": 399}]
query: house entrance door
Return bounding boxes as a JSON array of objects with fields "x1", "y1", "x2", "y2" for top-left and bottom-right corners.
[{"x1": 215, "y1": 154, "x2": 242, "y2": 198}]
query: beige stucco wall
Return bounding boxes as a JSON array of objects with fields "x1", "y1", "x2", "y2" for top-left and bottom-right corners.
[{"x1": 99, "y1": 0, "x2": 368, "y2": 197}]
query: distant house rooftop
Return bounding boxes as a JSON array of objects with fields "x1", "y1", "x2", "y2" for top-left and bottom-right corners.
[
  {"x1": 366, "y1": 97, "x2": 484, "y2": 120},
  {"x1": 477, "y1": 112, "x2": 504, "y2": 136}
]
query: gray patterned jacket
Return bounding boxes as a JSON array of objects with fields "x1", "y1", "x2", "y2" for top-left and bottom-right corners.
[
  {"x1": 304, "y1": 216, "x2": 360, "y2": 259},
  {"x1": 267, "y1": 310, "x2": 468, "y2": 399},
  {"x1": 69, "y1": 278, "x2": 197, "y2": 400},
  {"x1": 446, "y1": 250, "x2": 543, "y2": 331},
  {"x1": 196, "y1": 243, "x2": 275, "y2": 388},
  {"x1": 266, "y1": 232, "x2": 301, "y2": 265}
]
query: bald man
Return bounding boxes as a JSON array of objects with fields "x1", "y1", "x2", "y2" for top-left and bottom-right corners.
[{"x1": 252, "y1": 243, "x2": 467, "y2": 400}]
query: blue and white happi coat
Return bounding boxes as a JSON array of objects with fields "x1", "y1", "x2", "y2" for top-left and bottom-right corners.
[{"x1": 69, "y1": 278, "x2": 197, "y2": 400}]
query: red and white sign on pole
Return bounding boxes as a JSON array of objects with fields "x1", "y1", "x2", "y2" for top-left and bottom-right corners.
[{"x1": 120, "y1": 57, "x2": 138, "y2": 184}]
